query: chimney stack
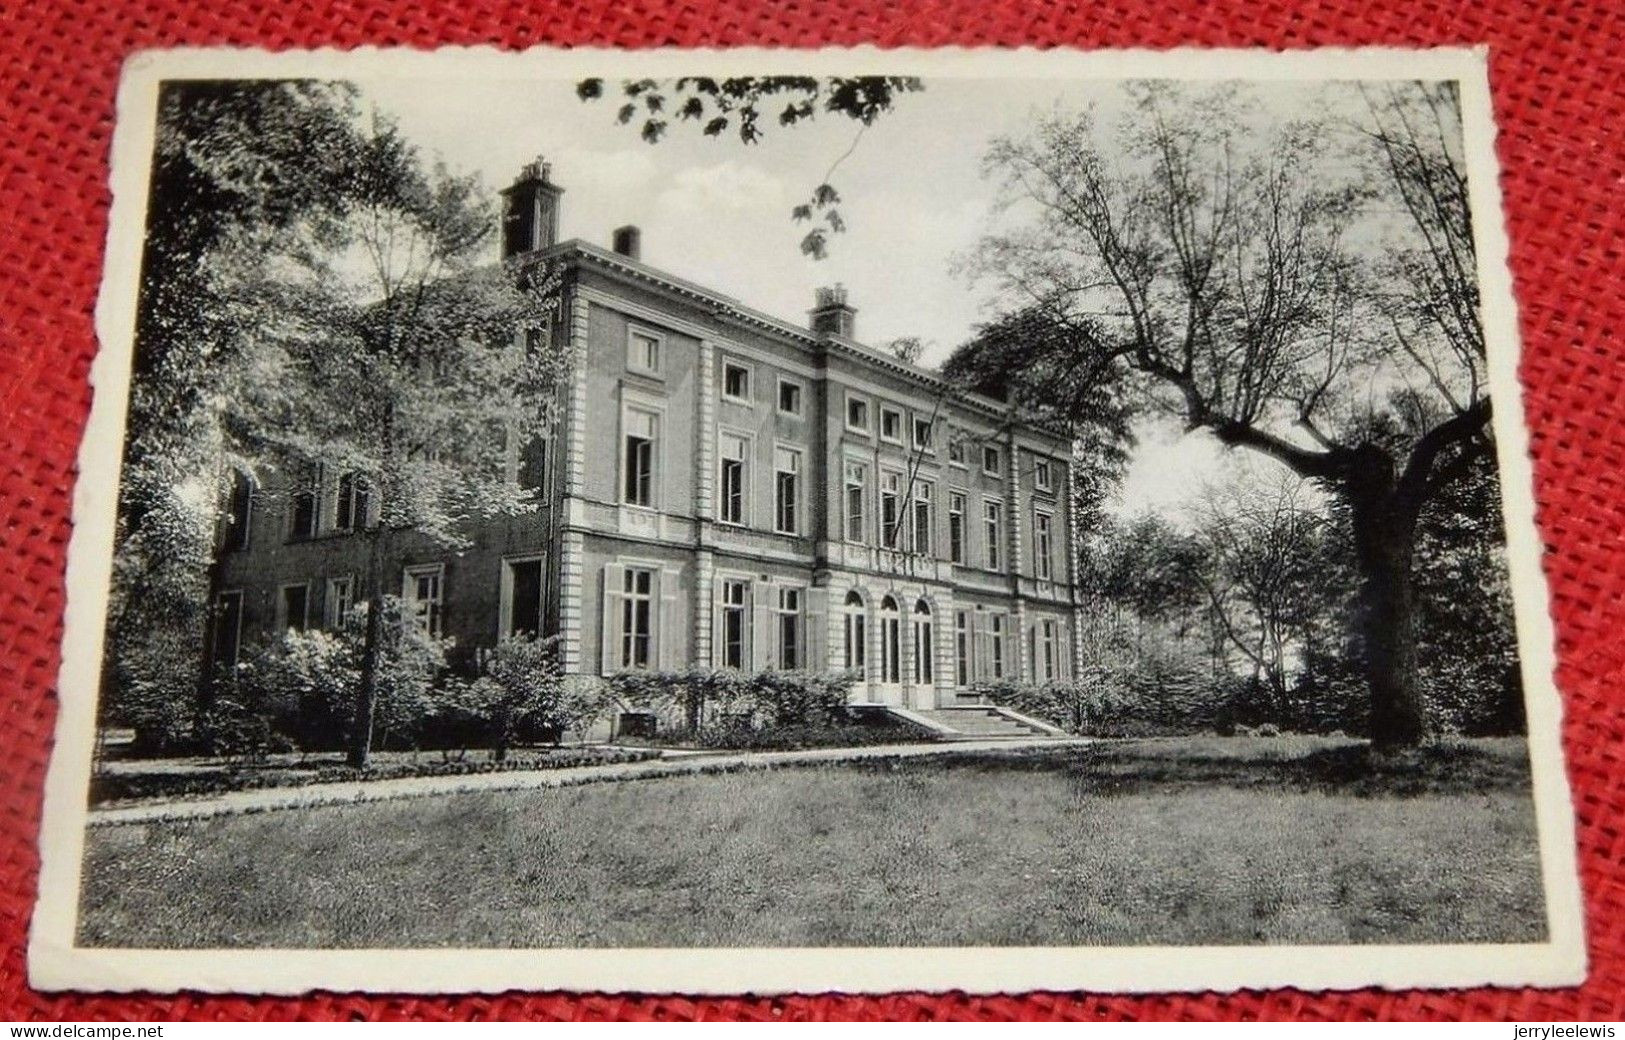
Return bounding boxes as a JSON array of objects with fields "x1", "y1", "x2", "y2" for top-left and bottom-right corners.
[
  {"x1": 500, "y1": 156, "x2": 564, "y2": 259},
  {"x1": 809, "y1": 284, "x2": 856, "y2": 339},
  {"x1": 612, "y1": 225, "x2": 642, "y2": 261}
]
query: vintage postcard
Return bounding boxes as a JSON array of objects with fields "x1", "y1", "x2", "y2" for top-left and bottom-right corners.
[{"x1": 31, "y1": 45, "x2": 1585, "y2": 994}]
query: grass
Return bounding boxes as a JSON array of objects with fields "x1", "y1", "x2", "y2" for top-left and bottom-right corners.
[{"x1": 76, "y1": 736, "x2": 1547, "y2": 949}]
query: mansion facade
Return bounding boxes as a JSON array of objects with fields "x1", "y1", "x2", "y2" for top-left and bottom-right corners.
[{"x1": 207, "y1": 160, "x2": 1085, "y2": 712}]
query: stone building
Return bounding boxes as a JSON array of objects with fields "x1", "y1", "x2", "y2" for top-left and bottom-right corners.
[{"x1": 206, "y1": 159, "x2": 1084, "y2": 722}]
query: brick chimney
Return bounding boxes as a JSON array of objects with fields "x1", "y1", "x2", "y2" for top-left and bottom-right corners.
[
  {"x1": 500, "y1": 156, "x2": 564, "y2": 259},
  {"x1": 809, "y1": 284, "x2": 856, "y2": 339},
  {"x1": 612, "y1": 225, "x2": 642, "y2": 261}
]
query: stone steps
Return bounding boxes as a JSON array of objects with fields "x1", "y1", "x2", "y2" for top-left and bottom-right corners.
[{"x1": 909, "y1": 707, "x2": 1052, "y2": 740}]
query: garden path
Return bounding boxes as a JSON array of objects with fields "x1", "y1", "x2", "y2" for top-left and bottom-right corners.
[{"x1": 87, "y1": 737, "x2": 1092, "y2": 828}]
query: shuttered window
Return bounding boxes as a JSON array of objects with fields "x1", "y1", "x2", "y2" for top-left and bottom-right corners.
[
  {"x1": 719, "y1": 578, "x2": 749, "y2": 669},
  {"x1": 774, "y1": 447, "x2": 802, "y2": 534},
  {"x1": 719, "y1": 433, "x2": 748, "y2": 525},
  {"x1": 954, "y1": 610, "x2": 971, "y2": 686},
  {"x1": 843, "y1": 460, "x2": 867, "y2": 544},
  {"x1": 623, "y1": 409, "x2": 658, "y2": 507}
]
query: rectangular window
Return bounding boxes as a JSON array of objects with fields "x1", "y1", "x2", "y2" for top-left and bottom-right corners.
[
  {"x1": 289, "y1": 487, "x2": 317, "y2": 542},
  {"x1": 623, "y1": 408, "x2": 657, "y2": 507},
  {"x1": 211, "y1": 590, "x2": 244, "y2": 671},
  {"x1": 519, "y1": 437, "x2": 547, "y2": 492},
  {"x1": 912, "y1": 479, "x2": 934, "y2": 557},
  {"x1": 505, "y1": 557, "x2": 544, "y2": 638},
  {"x1": 719, "y1": 578, "x2": 749, "y2": 670},
  {"x1": 777, "y1": 379, "x2": 803, "y2": 416},
  {"x1": 620, "y1": 567, "x2": 655, "y2": 669},
  {"x1": 279, "y1": 583, "x2": 310, "y2": 633},
  {"x1": 982, "y1": 445, "x2": 1002, "y2": 477},
  {"x1": 947, "y1": 433, "x2": 966, "y2": 467},
  {"x1": 880, "y1": 407, "x2": 904, "y2": 444},
  {"x1": 722, "y1": 361, "x2": 751, "y2": 402},
  {"x1": 843, "y1": 460, "x2": 868, "y2": 544},
  {"x1": 990, "y1": 613, "x2": 1007, "y2": 679},
  {"x1": 912, "y1": 417, "x2": 933, "y2": 452},
  {"x1": 846, "y1": 395, "x2": 870, "y2": 433},
  {"x1": 774, "y1": 587, "x2": 802, "y2": 669},
  {"x1": 948, "y1": 492, "x2": 967, "y2": 565},
  {"x1": 335, "y1": 472, "x2": 370, "y2": 532},
  {"x1": 223, "y1": 470, "x2": 253, "y2": 551},
  {"x1": 325, "y1": 576, "x2": 354, "y2": 629},
  {"x1": 1035, "y1": 510, "x2": 1055, "y2": 581},
  {"x1": 404, "y1": 565, "x2": 444, "y2": 637},
  {"x1": 718, "y1": 433, "x2": 749, "y2": 525},
  {"x1": 880, "y1": 471, "x2": 902, "y2": 548},
  {"x1": 1034, "y1": 457, "x2": 1054, "y2": 493},
  {"x1": 954, "y1": 610, "x2": 971, "y2": 686},
  {"x1": 774, "y1": 446, "x2": 801, "y2": 535},
  {"x1": 984, "y1": 500, "x2": 1004, "y2": 571},
  {"x1": 628, "y1": 328, "x2": 661, "y2": 376}
]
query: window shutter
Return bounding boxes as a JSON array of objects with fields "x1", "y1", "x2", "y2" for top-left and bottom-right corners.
[
  {"x1": 806, "y1": 588, "x2": 828, "y2": 672},
  {"x1": 657, "y1": 568, "x2": 679, "y2": 669},
  {"x1": 751, "y1": 582, "x2": 772, "y2": 671},
  {"x1": 601, "y1": 564, "x2": 625, "y2": 674},
  {"x1": 973, "y1": 614, "x2": 987, "y2": 681}
]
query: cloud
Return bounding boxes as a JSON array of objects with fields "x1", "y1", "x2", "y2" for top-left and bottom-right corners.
[
  {"x1": 552, "y1": 146, "x2": 659, "y2": 198},
  {"x1": 653, "y1": 162, "x2": 791, "y2": 223}
]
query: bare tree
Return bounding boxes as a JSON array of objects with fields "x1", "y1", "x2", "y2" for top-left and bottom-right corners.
[
  {"x1": 966, "y1": 82, "x2": 1490, "y2": 747},
  {"x1": 1189, "y1": 475, "x2": 1328, "y2": 709}
]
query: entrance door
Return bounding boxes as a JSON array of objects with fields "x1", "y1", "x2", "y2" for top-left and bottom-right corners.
[
  {"x1": 909, "y1": 599, "x2": 936, "y2": 710},
  {"x1": 875, "y1": 595, "x2": 903, "y2": 706}
]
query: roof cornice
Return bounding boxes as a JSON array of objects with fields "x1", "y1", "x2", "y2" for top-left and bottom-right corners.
[{"x1": 549, "y1": 240, "x2": 1073, "y2": 443}]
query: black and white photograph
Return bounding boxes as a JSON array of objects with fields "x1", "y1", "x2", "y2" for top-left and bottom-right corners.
[{"x1": 31, "y1": 47, "x2": 1583, "y2": 994}]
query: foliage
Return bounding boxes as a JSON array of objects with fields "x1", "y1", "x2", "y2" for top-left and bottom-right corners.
[
  {"x1": 959, "y1": 82, "x2": 1495, "y2": 746},
  {"x1": 885, "y1": 336, "x2": 927, "y2": 366},
  {"x1": 191, "y1": 698, "x2": 295, "y2": 761},
  {"x1": 577, "y1": 75, "x2": 923, "y2": 258},
  {"x1": 690, "y1": 720, "x2": 936, "y2": 751},
  {"x1": 437, "y1": 635, "x2": 607, "y2": 759},
  {"x1": 104, "y1": 81, "x2": 375, "y2": 751},
  {"x1": 603, "y1": 669, "x2": 861, "y2": 734},
  {"x1": 973, "y1": 656, "x2": 1243, "y2": 738},
  {"x1": 225, "y1": 116, "x2": 572, "y2": 768},
  {"x1": 225, "y1": 598, "x2": 451, "y2": 753}
]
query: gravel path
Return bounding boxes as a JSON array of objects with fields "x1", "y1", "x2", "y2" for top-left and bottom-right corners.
[{"x1": 88, "y1": 737, "x2": 1092, "y2": 828}]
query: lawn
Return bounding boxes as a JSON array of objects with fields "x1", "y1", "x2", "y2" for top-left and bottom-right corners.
[{"x1": 76, "y1": 736, "x2": 1548, "y2": 948}]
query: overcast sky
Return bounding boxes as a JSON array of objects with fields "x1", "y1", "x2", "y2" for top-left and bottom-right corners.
[{"x1": 355, "y1": 76, "x2": 1379, "y2": 520}]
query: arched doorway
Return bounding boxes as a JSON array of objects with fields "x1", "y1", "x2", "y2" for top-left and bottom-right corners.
[
  {"x1": 911, "y1": 599, "x2": 935, "y2": 709},
  {"x1": 841, "y1": 589, "x2": 869, "y2": 699},
  {"x1": 877, "y1": 595, "x2": 903, "y2": 706}
]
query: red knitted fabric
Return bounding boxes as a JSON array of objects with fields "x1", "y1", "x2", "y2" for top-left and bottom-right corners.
[{"x1": 2, "y1": 0, "x2": 1622, "y2": 1022}]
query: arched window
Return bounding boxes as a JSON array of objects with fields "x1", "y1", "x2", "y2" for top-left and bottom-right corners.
[
  {"x1": 912, "y1": 599, "x2": 934, "y2": 684},
  {"x1": 879, "y1": 595, "x2": 901, "y2": 684},
  {"x1": 842, "y1": 590, "x2": 867, "y2": 674}
]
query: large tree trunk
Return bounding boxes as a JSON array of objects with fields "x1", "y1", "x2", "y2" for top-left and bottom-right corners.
[
  {"x1": 1347, "y1": 482, "x2": 1427, "y2": 749},
  {"x1": 347, "y1": 532, "x2": 385, "y2": 769}
]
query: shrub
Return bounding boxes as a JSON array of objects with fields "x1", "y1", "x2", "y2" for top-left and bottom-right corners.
[
  {"x1": 236, "y1": 628, "x2": 358, "y2": 751},
  {"x1": 446, "y1": 635, "x2": 610, "y2": 760},
  {"x1": 192, "y1": 698, "x2": 293, "y2": 761},
  {"x1": 603, "y1": 669, "x2": 860, "y2": 735},
  {"x1": 971, "y1": 663, "x2": 1246, "y2": 738},
  {"x1": 691, "y1": 720, "x2": 935, "y2": 751}
]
